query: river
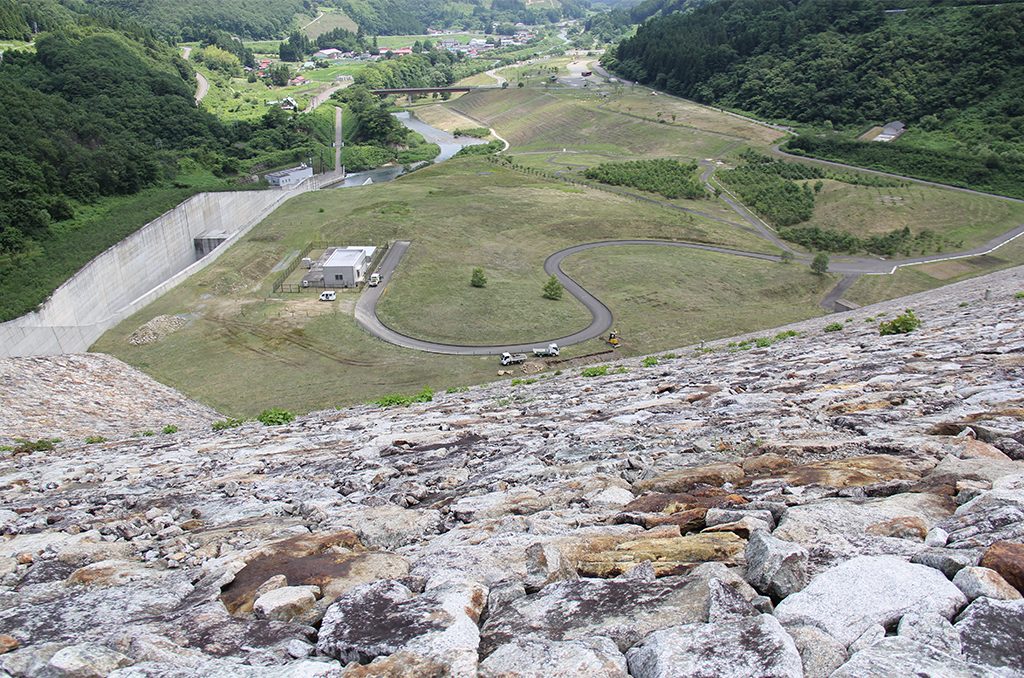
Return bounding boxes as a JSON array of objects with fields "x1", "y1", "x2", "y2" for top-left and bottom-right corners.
[{"x1": 329, "y1": 111, "x2": 486, "y2": 188}]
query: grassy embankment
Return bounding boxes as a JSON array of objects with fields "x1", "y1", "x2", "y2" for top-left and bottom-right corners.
[{"x1": 94, "y1": 155, "x2": 806, "y2": 417}]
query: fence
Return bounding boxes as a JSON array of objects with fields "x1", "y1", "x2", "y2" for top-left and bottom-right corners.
[{"x1": 270, "y1": 241, "x2": 389, "y2": 294}]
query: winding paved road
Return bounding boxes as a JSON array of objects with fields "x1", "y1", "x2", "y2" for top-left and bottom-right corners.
[
  {"x1": 181, "y1": 46, "x2": 209, "y2": 104},
  {"x1": 355, "y1": 240, "x2": 781, "y2": 356}
]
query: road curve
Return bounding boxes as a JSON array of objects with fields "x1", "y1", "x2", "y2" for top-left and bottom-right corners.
[{"x1": 354, "y1": 240, "x2": 781, "y2": 356}]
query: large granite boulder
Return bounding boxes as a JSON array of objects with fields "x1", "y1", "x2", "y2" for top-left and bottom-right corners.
[
  {"x1": 478, "y1": 637, "x2": 627, "y2": 678},
  {"x1": 955, "y1": 597, "x2": 1024, "y2": 672},
  {"x1": 774, "y1": 555, "x2": 967, "y2": 645},
  {"x1": 625, "y1": 615, "x2": 802, "y2": 678}
]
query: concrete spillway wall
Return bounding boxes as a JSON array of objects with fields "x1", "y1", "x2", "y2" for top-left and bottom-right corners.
[{"x1": 0, "y1": 186, "x2": 311, "y2": 357}]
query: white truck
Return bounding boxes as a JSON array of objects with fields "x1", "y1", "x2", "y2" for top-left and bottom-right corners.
[
  {"x1": 368, "y1": 273, "x2": 381, "y2": 287},
  {"x1": 500, "y1": 352, "x2": 527, "y2": 366},
  {"x1": 532, "y1": 343, "x2": 559, "y2": 357}
]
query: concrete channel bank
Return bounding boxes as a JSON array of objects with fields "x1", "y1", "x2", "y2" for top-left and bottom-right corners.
[{"x1": 0, "y1": 186, "x2": 316, "y2": 357}]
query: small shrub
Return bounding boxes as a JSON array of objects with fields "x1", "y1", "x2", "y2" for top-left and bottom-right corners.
[
  {"x1": 14, "y1": 438, "x2": 58, "y2": 453},
  {"x1": 755, "y1": 337, "x2": 772, "y2": 347},
  {"x1": 212, "y1": 418, "x2": 245, "y2": 431},
  {"x1": 959, "y1": 301, "x2": 969, "y2": 307},
  {"x1": 581, "y1": 365, "x2": 609, "y2": 378},
  {"x1": 0, "y1": 445, "x2": 12, "y2": 452},
  {"x1": 774, "y1": 330, "x2": 798, "y2": 340},
  {"x1": 641, "y1": 356, "x2": 659, "y2": 367},
  {"x1": 879, "y1": 309, "x2": 921, "y2": 336},
  {"x1": 614, "y1": 366, "x2": 629, "y2": 374},
  {"x1": 511, "y1": 378, "x2": 537, "y2": 386},
  {"x1": 162, "y1": 425, "x2": 179, "y2": 434},
  {"x1": 257, "y1": 408, "x2": 296, "y2": 426},
  {"x1": 824, "y1": 322, "x2": 843, "y2": 332},
  {"x1": 374, "y1": 387, "x2": 434, "y2": 408},
  {"x1": 445, "y1": 386, "x2": 469, "y2": 394},
  {"x1": 470, "y1": 267, "x2": 487, "y2": 288},
  {"x1": 138, "y1": 430, "x2": 156, "y2": 437},
  {"x1": 1015, "y1": 291, "x2": 1024, "y2": 299},
  {"x1": 811, "y1": 252, "x2": 830, "y2": 275},
  {"x1": 84, "y1": 435, "x2": 107, "y2": 444},
  {"x1": 660, "y1": 353, "x2": 677, "y2": 360},
  {"x1": 542, "y1": 275, "x2": 563, "y2": 300}
]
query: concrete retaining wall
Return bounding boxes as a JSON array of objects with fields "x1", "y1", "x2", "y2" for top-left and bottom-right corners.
[{"x1": 1, "y1": 185, "x2": 316, "y2": 357}]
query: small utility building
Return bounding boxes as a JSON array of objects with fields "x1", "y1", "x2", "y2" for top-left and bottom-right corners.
[
  {"x1": 322, "y1": 246, "x2": 376, "y2": 287},
  {"x1": 266, "y1": 164, "x2": 313, "y2": 188}
]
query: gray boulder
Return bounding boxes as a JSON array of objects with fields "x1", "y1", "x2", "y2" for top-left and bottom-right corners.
[
  {"x1": 896, "y1": 611, "x2": 962, "y2": 656},
  {"x1": 952, "y1": 566, "x2": 1022, "y2": 602},
  {"x1": 46, "y1": 643, "x2": 132, "y2": 678},
  {"x1": 955, "y1": 597, "x2": 1024, "y2": 671},
  {"x1": 625, "y1": 615, "x2": 802, "y2": 678},
  {"x1": 786, "y1": 625, "x2": 847, "y2": 678},
  {"x1": 316, "y1": 579, "x2": 487, "y2": 675},
  {"x1": 479, "y1": 637, "x2": 628, "y2": 677},
  {"x1": 831, "y1": 637, "x2": 1000, "y2": 678},
  {"x1": 774, "y1": 555, "x2": 967, "y2": 646},
  {"x1": 744, "y1": 530, "x2": 808, "y2": 600}
]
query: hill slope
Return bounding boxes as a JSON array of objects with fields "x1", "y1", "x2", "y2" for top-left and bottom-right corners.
[{"x1": 1, "y1": 266, "x2": 1023, "y2": 675}]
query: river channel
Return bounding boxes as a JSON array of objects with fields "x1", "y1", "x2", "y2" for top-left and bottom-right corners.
[{"x1": 328, "y1": 111, "x2": 486, "y2": 188}]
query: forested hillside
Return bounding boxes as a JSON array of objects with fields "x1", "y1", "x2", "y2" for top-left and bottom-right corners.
[
  {"x1": 607, "y1": 0, "x2": 1024, "y2": 195},
  {"x1": 0, "y1": 16, "x2": 335, "y2": 320},
  {"x1": 325, "y1": 0, "x2": 587, "y2": 35}
]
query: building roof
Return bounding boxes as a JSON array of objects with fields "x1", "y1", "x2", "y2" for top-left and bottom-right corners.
[{"x1": 324, "y1": 248, "x2": 366, "y2": 268}]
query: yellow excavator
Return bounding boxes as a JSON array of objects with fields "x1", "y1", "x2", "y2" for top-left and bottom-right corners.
[{"x1": 606, "y1": 330, "x2": 621, "y2": 348}]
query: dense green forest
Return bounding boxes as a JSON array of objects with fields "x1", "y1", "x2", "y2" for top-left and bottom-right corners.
[
  {"x1": 584, "y1": 159, "x2": 706, "y2": 199},
  {"x1": 80, "y1": 0, "x2": 310, "y2": 40},
  {"x1": 0, "y1": 17, "x2": 335, "y2": 320},
  {"x1": 325, "y1": 0, "x2": 587, "y2": 35}
]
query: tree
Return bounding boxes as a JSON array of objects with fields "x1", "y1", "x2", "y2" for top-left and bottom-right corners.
[
  {"x1": 780, "y1": 250, "x2": 794, "y2": 264},
  {"x1": 811, "y1": 252, "x2": 830, "y2": 275},
  {"x1": 542, "y1": 275, "x2": 563, "y2": 300},
  {"x1": 470, "y1": 267, "x2": 487, "y2": 288},
  {"x1": 269, "y1": 63, "x2": 291, "y2": 87}
]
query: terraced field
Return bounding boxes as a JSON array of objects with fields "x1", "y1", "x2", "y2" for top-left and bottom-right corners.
[{"x1": 302, "y1": 9, "x2": 358, "y2": 38}]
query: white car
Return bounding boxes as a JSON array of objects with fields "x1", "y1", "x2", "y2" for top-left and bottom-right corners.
[
  {"x1": 368, "y1": 273, "x2": 381, "y2": 287},
  {"x1": 319, "y1": 291, "x2": 336, "y2": 301}
]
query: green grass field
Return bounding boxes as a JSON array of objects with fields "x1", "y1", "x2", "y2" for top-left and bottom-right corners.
[
  {"x1": 95, "y1": 157, "x2": 788, "y2": 416},
  {"x1": 302, "y1": 9, "x2": 358, "y2": 39},
  {"x1": 801, "y1": 179, "x2": 1024, "y2": 250},
  {"x1": 560, "y1": 245, "x2": 832, "y2": 352}
]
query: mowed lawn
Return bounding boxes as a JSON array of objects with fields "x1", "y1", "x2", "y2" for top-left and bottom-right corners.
[
  {"x1": 803, "y1": 179, "x2": 1024, "y2": 250},
  {"x1": 95, "y1": 158, "x2": 792, "y2": 416},
  {"x1": 560, "y1": 245, "x2": 832, "y2": 353}
]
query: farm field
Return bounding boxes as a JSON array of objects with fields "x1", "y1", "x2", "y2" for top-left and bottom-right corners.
[
  {"x1": 800, "y1": 179, "x2": 1024, "y2": 250},
  {"x1": 301, "y1": 9, "x2": 358, "y2": 38},
  {"x1": 94, "y1": 157, "x2": 783, "y2": 416},
  {"x1": 196, "y1": 64, "x2": 354, "y2": 122},
  {"x1": 560, "y1": 245, "x2": 831, "y2": 352}
]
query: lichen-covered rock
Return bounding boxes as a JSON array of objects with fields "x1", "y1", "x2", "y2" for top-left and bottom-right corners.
[
  {"x1": 575, "y1": 531, "x2": 746, "y2": 578},
  {"x1": 479, "y1": 637, "x2": 628, "y2": 677},
  {"x1": 316, "y1": 579, "x2": 487, "y2": 675},
  {"x1": 774, "y1": 555, "x2": 967, "y2": 645},
  {"x1": 952, "y1": 566, "x2": 1022, "y2": 602},
  {"x1": 625, "y1": 615, "x2": 802, "y2": 678},
  {"x1": 480, "y1": 562, "x2": 757, "y2": 654},
  {"x1": 955, "y1": 597, "x2": 1024, "y2": 671},
  {"x1": 831, "y1": 637, "x2": 998, "y2": 678},
  {"x1": 634, "y1": 463, "x2": 744, "y2": 494},
  {"x1": 46, "y1": 643, "x2": 132, "y2": 678},
  {"x1": 743, "y1": 530, "x2": 808, "y2": 600},
  {"x1": 786, "y1": 625, "x2": 847, "y2": 678}
]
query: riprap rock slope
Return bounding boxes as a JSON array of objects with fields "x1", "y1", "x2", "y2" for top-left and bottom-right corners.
[{"x1": 2, "y1": 267, "x2": 1024, "y2": 677}]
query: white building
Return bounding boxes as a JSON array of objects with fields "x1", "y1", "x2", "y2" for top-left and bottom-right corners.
[
  {"x1": 322, "y1": 246, "x2": 377, "y2": 287},
  {"x1": 266, "y1": 164, "x2": 313, "y2": 188}
]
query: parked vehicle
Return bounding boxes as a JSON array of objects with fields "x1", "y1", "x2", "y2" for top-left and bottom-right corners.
[
  {"x1": 368, "y1": 273, "x2": 381, "y2": 287},
  {"x1": 500, "y1": 352, "x2": 527, "y2": 366},
  {"x1": 319, "y1": 291, "x2": 336, "y2": 301},
  {"x1": 532, "y1": 343, "x2": 559, "y2": 357}
]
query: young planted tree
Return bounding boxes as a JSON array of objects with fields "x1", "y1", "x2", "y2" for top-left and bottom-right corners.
[
  {"x1": 542, "y1": 275, "x2": 563, "y2": 300},
  {"x1": 811, "y1": 252, "x2": 830, "y2": 275},
  {"x1": 470, "y1": 267, "x2": 487, "y2": 288}
]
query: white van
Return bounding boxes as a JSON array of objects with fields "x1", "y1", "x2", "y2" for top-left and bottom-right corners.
[
  {"x1": 368, "y1": 273, "x2": 381, "y2": 287},
  {"x1": 319, "y1": 291, "x2": 336, "y2": 301}
]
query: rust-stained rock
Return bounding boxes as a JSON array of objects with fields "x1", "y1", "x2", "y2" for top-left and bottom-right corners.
[
  {"x1": 866, "y1": 516, "x2": 929, "y2": 541},
  {"x1": 622, "y1": 489, "x2": 748, "y2": 514},
  {"x1": 959, "y1": 439, "x2": 1012, "y2": 461},
  {"x1": 575, "y1": 532, "x2": 746, "y2": 578},
  {"x1": 741, "y1": 453, "x2": 794, "y2": 476},
  {"x1": 342, "y1": 651, "x2": 449, "y2": 677},
  {"x1": 980, "y1": 541, "x2": 1024, "y2": 595},
  {"x1": 220, "y1": 530, "x2": 410, "y2": 615},
  {"x1": 635, "y1": 463, "x2": 744, "y2": 494},
  {"x1": 784, "y1": 455, "x2": 920, "y2": 489},
  {"x1": 0, "y1": 635, "x2": 18, "y2": 654}
]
